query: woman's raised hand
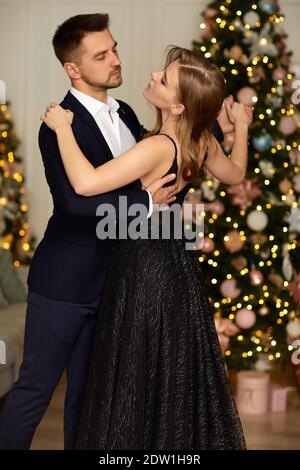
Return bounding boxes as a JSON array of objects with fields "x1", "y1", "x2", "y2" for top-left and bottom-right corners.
[
  {"x1": 229, "y1": 102, "x2": 251, "y2": 126},
  {"x1": 40, "y1": 102, "x2": 74, "y2": 132}
]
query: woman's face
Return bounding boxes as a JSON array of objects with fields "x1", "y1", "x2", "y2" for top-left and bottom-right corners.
[{"x1": 143, "y1": 60, "x2": 180, "y2": 110}]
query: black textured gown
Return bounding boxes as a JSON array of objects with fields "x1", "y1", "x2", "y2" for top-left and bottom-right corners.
[{"x1": 75, "y1": 134, "x2": 246, "y2": 450}]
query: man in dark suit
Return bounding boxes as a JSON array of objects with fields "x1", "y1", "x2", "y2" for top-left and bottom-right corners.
[{"x1": 0, "y1": 13, "x2": 227, "y2": 450}]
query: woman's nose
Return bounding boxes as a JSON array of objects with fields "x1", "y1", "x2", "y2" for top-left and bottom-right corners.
[{"x1": 151, "y1": 71, "x2": 160, "y2": 81}]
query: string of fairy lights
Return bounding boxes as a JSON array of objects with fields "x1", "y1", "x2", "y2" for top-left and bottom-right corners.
[
  {"x1": 190, "y1": 0, "x2": 300, "y2": 366},
  {"x1": 0, "y1": 1, "x2": 299, "y2": 366},
  {"x1": 0, "y1": 102, "x2": 32, "y2": 267}
]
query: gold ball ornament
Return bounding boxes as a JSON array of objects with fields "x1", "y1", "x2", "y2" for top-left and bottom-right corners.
[
  {"x1": 223, "y1": 230, "x2": 245, "y2": 253},
  {"x1": 279, "y1": 177, "x2": 292, "y2": 194},
  {"x1": 258, "y1": 306, "x2": 270, "y2": 316}
]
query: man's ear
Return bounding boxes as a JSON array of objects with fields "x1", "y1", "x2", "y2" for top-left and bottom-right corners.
[
  {"x1": 63, "y1": 62, "x2": 81, "y2": 80},
  {"x1": 171, "y1": 103, "x2": 185, "y2": 116}
]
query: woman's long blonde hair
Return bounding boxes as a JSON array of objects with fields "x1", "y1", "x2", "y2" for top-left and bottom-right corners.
[{"x1": 146, "y1": 46, "x2": 226, "y2": 182}]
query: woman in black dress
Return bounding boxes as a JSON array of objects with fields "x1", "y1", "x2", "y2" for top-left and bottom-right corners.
[{"x1": 42, "y1": 46, "x2": 248, "y2": 450}]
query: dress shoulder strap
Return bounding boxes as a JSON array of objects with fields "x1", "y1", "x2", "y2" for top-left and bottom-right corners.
[{"x1": 159, "y1": 133, "x2": 178, "y2": 159}]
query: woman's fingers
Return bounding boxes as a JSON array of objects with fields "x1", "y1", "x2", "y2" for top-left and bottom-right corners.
[
  {"x1": 45, "y1": 102, "x2": 59, "y2": 113},
  {"x1": 227, "y1": 95, "x2": 234, "y2": 107},
  {"x1": 225, "y1": 100, "x2": 235, "y2": 123}
]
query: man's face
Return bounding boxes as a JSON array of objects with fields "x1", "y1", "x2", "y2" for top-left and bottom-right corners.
[{"x1": 71, "y1": 29, "x2": 122, "y2": 90}]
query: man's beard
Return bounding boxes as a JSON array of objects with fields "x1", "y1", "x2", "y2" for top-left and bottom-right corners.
[{"x1": 80, "y1": 71, "x2": 122, "y2": 90}]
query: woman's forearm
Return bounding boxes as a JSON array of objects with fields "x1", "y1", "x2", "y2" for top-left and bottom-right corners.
[
  {"x1": 230, "y1": 122, "x2": 248, "y2": 181},
  {"x1": 55, "y1": 125, "x2": 96, "y2": 194}
]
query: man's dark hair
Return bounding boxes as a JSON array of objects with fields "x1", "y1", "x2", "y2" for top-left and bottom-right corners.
[{"x1": 52, "y1": 13, "x2": 110, "y2": 65}]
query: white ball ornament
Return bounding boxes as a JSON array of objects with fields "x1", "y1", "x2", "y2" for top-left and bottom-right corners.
[
  {"x1": 247, "y1": 210, "x2": 268, "y2": 231},
  {"x1": 243, "y1": 11, "x2": 260, "y2": 27},
  {"x1": 286, "y1": 321, "x2": 300, "y2": 339}
]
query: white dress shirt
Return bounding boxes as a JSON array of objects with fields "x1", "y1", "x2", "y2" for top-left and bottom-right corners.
[{"x1": 70, "y1": 87, "x2": 153, "y2": 218}]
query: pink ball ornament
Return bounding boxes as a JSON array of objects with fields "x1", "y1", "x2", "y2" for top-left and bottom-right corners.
[
  {"x1": 278, "y1": 116, "x2": 297, "y2": 136},
  {"x1": 205, "y1": 200, "x2": 225, "y2": 216},
  {"x1": 200, "y1": 236, "x2": 215, "y2": 253},
  {"x1": 249, "y1": 269, "x2": 264, "y2": 286},
  {"x1": 272, "y1": 67, "x2": 286, "y2": 81},
  {"x1": 237, "y1": 87, "x2": 258, "y2": 106},
  {"x1": 235, "y1": 308, "x2": 256, "y2": 329},
  {"x1": 223, "y1": 230, "x2": 245, "y2": 253},
  {"x1": 205, "y1": 8, "x2": 218, "y2": 18},
  {"x1": 220, "y1": 279, "x2": 241, "y2": 299},
  {"x1": 229, "y1": 45, "x2": 243, "y2": 61},
  {"x1": 231, "y1": 256, "x2": 248, "y2": 271},
  {"x1": 203, "y1": 8, "x2": 218, "y2": 31}
]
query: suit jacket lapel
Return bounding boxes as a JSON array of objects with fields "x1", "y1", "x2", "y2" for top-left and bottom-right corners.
[
  {"x1": 61, "y1": 92, "x2": 142, "y2": 190},
  {"x1": 62, "y1": 92, "x2": 141, "y2": 161},
  {"x1": 117, "y1": 104, "x2": 140, "y2": 142},
  {"x1": 62, "y1": 91, "x2": 114, "y2": 162}
]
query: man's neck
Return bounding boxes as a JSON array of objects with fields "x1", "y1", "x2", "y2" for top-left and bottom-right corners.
[{"x1": 71, "y1": 84, "x2": 108, "y2": 104}]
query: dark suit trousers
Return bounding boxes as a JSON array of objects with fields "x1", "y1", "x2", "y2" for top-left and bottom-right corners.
[{"x1": 0, "y1": 289, "x2": 101, "y2": 450}]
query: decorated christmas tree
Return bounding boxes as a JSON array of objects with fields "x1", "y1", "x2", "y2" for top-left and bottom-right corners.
[
  {"x1": 0, "y1": 102, "x2": 35, "y2": 266},
  {"x1": 190, "y1": 0, "x2": 300, "y2": 370}
]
